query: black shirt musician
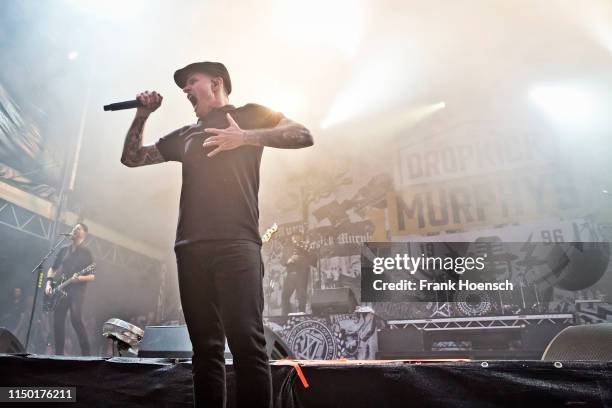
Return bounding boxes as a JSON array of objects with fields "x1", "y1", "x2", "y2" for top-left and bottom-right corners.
[
  {"x1": 119, "y1": 61, "x2": 313, "y2": 408},
  {"x1": 45, "y1": 223, "x2": 95, "y2": 356},
  {"x1": 281, "y1": 233, "x2": 315, "y2": 315}
]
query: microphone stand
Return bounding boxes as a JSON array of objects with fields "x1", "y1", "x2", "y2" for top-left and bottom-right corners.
[
  {"x1": 24, "y1": 50, "x2": 93, "y2": 353},
  {"x1": 24, "y1": 235, "x2": 71, "y2": 352}
]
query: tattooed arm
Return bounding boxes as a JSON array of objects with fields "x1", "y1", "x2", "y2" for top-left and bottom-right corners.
[
  {"x1": 243, "y1": 117, "x2": 313, "y2": 149},
  {"x1": 120, "y1": 115, "x2": 165, "y2": 167},
  {"x1": 204, "y1": 114, "x2": 313, "y2": 157},
  {"x1": 120, "y1": 91, "x2": 165, "y2": 167}
]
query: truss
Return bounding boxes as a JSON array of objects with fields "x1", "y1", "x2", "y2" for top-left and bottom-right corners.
[
  {"x1": 0, "y1": 197, "x2": 52, "y2": 240},
  {"x1": 0, "y1": 197, "x2": 162, "y2": 273},
  {"x1": 85, "y1": 235, "x2": 161, "y2": 274},
  {"x1": 386, "y1": 314, "x2": 574, "y2": 331}
]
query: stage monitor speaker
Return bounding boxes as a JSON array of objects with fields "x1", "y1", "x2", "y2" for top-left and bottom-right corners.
[
  {"x1": 138, "y1": 326, "x2": 192, "y2": 358},
  {"x1": 138, "y1": 325, "x2": 293, "y2": 359},
  {"x1": 265, "y1": 328, "x2": 293, "y2": 360},
  {"x1": 0, "y1": 328, "x2": 25, "y2": 354},
  {"x1": 542, "y1": 323, "x2": 612, "y2": 361},
  {"x1": 522, "y1": 321, "x2": 571, "y2": 352},
  {"x1": 378, "y1": 328, "x2": 424, "y2": 353},
  {"x1": 311, "y1": 288, "x2": 358, "y2": 315}
]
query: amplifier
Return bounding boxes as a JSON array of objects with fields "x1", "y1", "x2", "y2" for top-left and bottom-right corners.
[
  {"x1": 138, "y1": 325, "x2": 292, "y2": 359},
  {"x1": 311, "y1": 288, "x2": 358, "y2": 315}
]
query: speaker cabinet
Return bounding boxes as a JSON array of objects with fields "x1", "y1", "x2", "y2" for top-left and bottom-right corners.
[
  {"x1": 378, "y1": 328, "x2": 424, "y2": 353},
  {"x1": 0, "y1": 328, "x2": 25, "y2": 354},
  {"x1": 542, "y1": 323, "x2": 612, "y2": 361},
  {"x1": 138, "y1": 325, "x2": 292, "y2": 359},
  {"x1": 311, "y1": 288, "x2": 358, "y2": 315},
  {"x1": 138, "y1": 326, "x2": 192, "y2": 358}
]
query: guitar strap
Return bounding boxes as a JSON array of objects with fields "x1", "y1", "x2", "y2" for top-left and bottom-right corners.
[
  {"x1": 58, "y1": 246, "x2": 95, "y2": 285},
  {"x1": 56, "y1": 246, "x2": 71, "y2": 281}
]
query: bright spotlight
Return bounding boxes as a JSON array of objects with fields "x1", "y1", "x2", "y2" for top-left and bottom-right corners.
[
  {"x1": 529, "y1": 84, "x2": 602, "y2": 129},
  {"x1": 320, "y1": 46, "x2": 418, "y2": 129},
  {"x1": 321, "y1": 101, "x2": 445, "y2": 132},
  {"x1": 259, "y1": 89, "x2": 303, "y2": 120},
  {"x1": 68, "y1": 51, "x2": 79, "y2": 60},
  {"x1": 321, "y1": 62, "x2": 398, "y2": 128}
]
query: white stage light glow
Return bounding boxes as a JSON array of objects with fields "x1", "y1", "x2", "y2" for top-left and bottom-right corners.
[
  {"x1": 394, "y1": 102, "x2": 446, "y2": 130},
  {"x1": 321, "y1": 64, "x2": 391, "y2": 128},
  {"x1": 68, "y1": 51, "x2": 79, "y2": 60},
  {"x1": 321, "y1": 100, "x2": 445, "y2": 136},
  {"x1": 259, "y1": 89, "x2": 303, "y2": 120},
  {"x1": 529, "y1": 84, "x2": 603, "y2": 129}
]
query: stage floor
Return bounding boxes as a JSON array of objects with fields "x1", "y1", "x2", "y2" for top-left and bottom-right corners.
[{"x1": 1, "y1": 354, "x2": 611, "y2": 407}]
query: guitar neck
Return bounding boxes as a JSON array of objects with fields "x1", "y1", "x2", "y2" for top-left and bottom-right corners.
[
  {"x1": 56, "y1": 278, "x2": 75, "y2": 291},
  {"x1": 55, "y1": 264, "x2": 95, "y2": 291}
]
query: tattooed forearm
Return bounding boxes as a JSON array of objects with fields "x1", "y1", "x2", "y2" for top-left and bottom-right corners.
[
  {"x1": 120, "y1": 116, "x2": 146, "y2": 165},
  {"x1": 243, "y1": 118, "x2": 314, "y2": 149},
  {"x1": 120, "y1": 115, "x2": 164, "y2": 167}
]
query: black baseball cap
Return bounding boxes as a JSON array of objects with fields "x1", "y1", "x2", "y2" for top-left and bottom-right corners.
[{"x1": 173, "y1": 61, "x2": 232, "y2": 95}]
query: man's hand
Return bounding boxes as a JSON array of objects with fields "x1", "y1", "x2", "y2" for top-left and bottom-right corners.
[
  {"x1": 45, "y1": 282, "x2": 53, "y2": 296},
  {"x1": 135, "y1": 91, "x2": 163, "y2": 117},
  {"x1": 203, "y1": 113, "x2": 246, "y2": 157},
  {"x1": 72, "y1": 273, "x2": 79, "y2": 282},
  {"x1": 120, "y1": 92, "x2": 165, "y2": 168}
]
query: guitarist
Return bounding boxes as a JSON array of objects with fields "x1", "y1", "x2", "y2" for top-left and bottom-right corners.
[
  {"x1": 281, "y1": 233, "x2": 315, "y2": 315},
  {"x1": 44, "y1": 223, "x2": 95, "y2": 356}
]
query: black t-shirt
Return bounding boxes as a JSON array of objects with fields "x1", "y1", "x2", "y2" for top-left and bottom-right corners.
[
  {"x1": 286, "y1": 243, "x2": 315, "y2": 273},
  {"x1": 156, "y1": 104, "x2": 284, "y2": 247},
  {"x1": 52, "y1": 245, "x2": 94, "y2": 294}
]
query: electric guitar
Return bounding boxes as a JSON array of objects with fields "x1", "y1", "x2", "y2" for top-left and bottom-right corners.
[
  {"x1": 43, "y1": 263, "x2": 96, "y2": 312},
  {"x1": 261, "y1": 223, "x2": 278, "y2": 243}
]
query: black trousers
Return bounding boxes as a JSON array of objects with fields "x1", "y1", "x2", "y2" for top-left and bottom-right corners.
[
  {"x1": 175, "y1": 240, "x2": 271, "y2": 408},
  {"x1": 281, "y1": 268, "x2": 309, "y2": 315},
  {"x1": 53, "y1": 289, "x2": 90, "y2": 356}
]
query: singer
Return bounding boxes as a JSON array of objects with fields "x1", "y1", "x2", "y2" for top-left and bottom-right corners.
[
  {"x1": 45, "y1": 223, "x2": 95, "y2": 356},
  {"x1": 119, "y1": 61, "x2": 313, "y2": 408}
]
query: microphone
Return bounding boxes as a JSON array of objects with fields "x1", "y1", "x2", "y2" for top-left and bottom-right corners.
[
  {"x1": 103, "y1": 99, "x2": 142, "y2": 111},
  {"x1": 59, "y1": 225, "x2": 79, "y2": 237}
]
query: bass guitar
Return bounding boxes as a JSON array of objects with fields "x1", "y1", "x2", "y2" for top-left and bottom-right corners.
[{"x1": 43, "y1": 263, "x2": 96, "y2": 312}]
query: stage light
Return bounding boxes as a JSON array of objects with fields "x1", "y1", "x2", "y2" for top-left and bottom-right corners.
[
  {"x1": 529, "y1": 83, "x2": 602, "y2": 129},
  {"x1": 321, "y1": 100, "x2": 445, "y2": 134},
  {"x1": 68, "y1": 51, "x2": 79, "y2": 60},
  {"x1": 394, "y1": 101, "x2": 446, "y2": 129},
  {"x1": 320, "y1": 62, "x2": 396, "y2": 128},
  {"x1": 259, "y1": 89, "x2": 303, "y2": 119}
]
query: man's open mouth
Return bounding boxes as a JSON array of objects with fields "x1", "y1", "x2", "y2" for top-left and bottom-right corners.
[{"x1": 187, "y1": 94, "x2": 197, "y2": 107}]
